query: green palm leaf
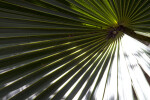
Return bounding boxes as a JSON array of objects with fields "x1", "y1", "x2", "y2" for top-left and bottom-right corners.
[{"x1": 0, "y1": 0, "x2": 150, "y2": 100}]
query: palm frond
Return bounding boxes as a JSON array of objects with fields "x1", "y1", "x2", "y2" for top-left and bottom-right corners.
[{"x1": 0, "y1": 0, "x2": 150, "y2": 100}]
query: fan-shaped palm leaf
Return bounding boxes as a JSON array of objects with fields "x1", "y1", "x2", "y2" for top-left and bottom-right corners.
[{"x1": 0, "y1": 0, "x2": 150, "y2": 100}]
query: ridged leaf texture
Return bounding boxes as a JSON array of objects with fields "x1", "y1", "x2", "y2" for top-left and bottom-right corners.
[{"x1": 0, "y1": 0, "x2": 150, "y2": 100}]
